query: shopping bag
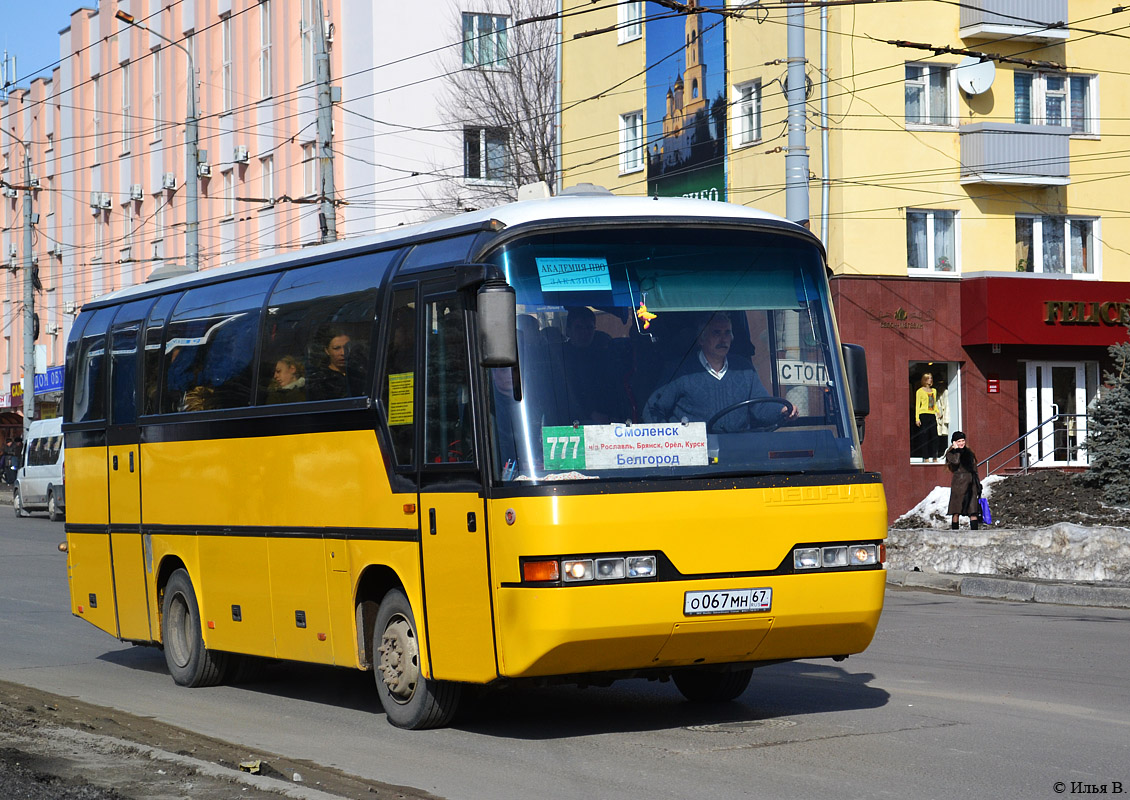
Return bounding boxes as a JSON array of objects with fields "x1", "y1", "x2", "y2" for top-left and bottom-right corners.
[{"x1": 979, "y1": 497, "x2": 992, "y2": 526}]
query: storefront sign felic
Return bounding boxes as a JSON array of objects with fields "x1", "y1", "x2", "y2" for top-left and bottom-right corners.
[{"x1": 1044, "y1": 301, "x2": 1130, "y2": 327}]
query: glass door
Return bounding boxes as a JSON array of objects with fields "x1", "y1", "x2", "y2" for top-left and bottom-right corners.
[{"x1": 1023, "y1": 361, "x2": 1089, "y2": 467}]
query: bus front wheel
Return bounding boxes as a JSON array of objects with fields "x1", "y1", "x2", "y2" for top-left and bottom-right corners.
[
  {"x1": 372, "y1": 588, "x2": 461, "y2": 729},
  {"x1": 161, "y1": 569, "x2": 229, "y2": 688},
  {"x1": 673, "y1": 666, "x2": 754, "y2": 703}
]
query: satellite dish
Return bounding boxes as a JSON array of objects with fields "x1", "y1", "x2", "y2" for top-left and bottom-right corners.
[{"x1": 956, "y1": 57, "x2": 996, "y2": 96}]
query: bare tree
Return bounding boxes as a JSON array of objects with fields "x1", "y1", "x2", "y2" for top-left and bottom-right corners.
[{"x1": 431, "y1": 0, "x2": 557, "y2": 212}]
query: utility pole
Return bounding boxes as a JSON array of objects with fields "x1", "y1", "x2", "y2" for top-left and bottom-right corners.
[
  {"x1": 785, "y1": 0, "x2": 809, "y2": 226},
  {"x1": 21, "y1": 147, "x2": 35, "y2": 437},
  {"x1": 115, "y1": 11, "x2": 199, "y2": 269},
  {"x1": 314, "y1": 0, "x2": 337, "y2": 243}
]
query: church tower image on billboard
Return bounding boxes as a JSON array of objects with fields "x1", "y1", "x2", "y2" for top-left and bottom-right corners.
[{"x1": 647, "y1": 1, "x2": 726, "y2": 200}]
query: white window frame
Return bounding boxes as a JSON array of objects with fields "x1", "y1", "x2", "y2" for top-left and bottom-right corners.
[
  {"x1": 259, "y1": 0, "x2": 272, "y2": 100},
  {"x1": 153, "y1": 194, "x2": 165, "y2": 241},
  {"x1": 92, "y1": 76, "x2": 101, "y2": 163},
  {"x1": 302, "y1": 143, "x2": 317, "y2": 196},
  {"x1": 463, "y1": 127, "x2": 509, "y2": 182},
  {"x1": 300, "y1": 0, "x2": 316, "y2": 84},
  {"x1": 618, "y1": 1, "x2": 643, "y2": 44},
  {"x1": 462, "y1": 13, "x2": 509, "y2": 69},
  {"x1": 618, "y1": 111, "x2": 644, "y2": 174},
  {"x1": 1014, "y1": 71, "x2": 1098, "y2": 136},
  {"x1": 1015, "y1": 214, "x2": 1100, "y2": 278},
  {"x1": 221, "y1": 15, "x2": 233, "y2": 113},
  {"x1": 261, "y1": 156, "x2": 275, "y2": 202},
  {"x1": 223, "y1": 170, "x2": 234, "y2": 218},
  {"x1": 904, "y1": 62, "x2": 954, "y2": 128},
  {"x1": 731, "y1": 79, "x2": 761, "y2": 149},
  {"x1": 906, "y1": 208, "x2": 959, "y2": 274},
  {"x1": 120, "y1": 62, "x2": 131, "y2": 154},
  {"x1": 152, "y1": 48, "x2": 163, "y2": 142}
]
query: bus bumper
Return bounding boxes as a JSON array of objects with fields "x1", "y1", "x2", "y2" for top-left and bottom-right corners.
[{"x1": 493, "y1": 569, "x2": 886, "y2": 678}]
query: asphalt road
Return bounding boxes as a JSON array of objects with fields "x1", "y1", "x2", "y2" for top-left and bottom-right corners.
[{"x1": 2, "y1": 512, "x2": 1128, "y2": 800}]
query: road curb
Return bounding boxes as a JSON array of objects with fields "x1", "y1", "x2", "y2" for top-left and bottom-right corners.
[{"x1": 887, "y1": 569, "x2": 1130, "y2": 609}]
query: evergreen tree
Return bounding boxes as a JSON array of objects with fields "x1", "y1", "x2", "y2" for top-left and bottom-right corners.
[{"x1": 1080, "y1": 340, "x2": 1130, "y2": 508}]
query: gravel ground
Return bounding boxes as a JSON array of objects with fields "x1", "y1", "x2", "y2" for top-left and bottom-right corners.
[
  {"x1": 0, "y1": 681, "x2": 437, "y2": 800},
  {"x1": 892, "y1": 469, "x2": 1130, "y2": 530}
]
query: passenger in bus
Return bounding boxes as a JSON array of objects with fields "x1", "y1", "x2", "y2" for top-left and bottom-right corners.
[
  {"x1": 642, "y1": 311, "x2": 797, "y2": 432},
  {"x1": 560, "y1": 306, "x2": 630, "y2": 424},
  {"x1": 308, "y1": 326, "x2": 364, "y2": 400},
  {"x1": 265, "y1": 355, "x2": 307, "y2": 404}
]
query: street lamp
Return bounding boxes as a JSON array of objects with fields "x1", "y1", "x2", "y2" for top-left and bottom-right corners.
[
  {"x1": 6, "y1": 132, "x2": 37, "y2": 439},
  {"x1": 115, "y1": 10, "x2": 199, "y2": 271}
]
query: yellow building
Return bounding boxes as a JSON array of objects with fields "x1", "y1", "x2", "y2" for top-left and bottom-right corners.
[{"x1": 560, "y1": 0, "x2": 1130, "y2": 518}]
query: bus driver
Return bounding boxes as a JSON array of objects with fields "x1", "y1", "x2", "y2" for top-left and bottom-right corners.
[{"x1": 643, "y1": 312, "x2": 798, "y2": 432}]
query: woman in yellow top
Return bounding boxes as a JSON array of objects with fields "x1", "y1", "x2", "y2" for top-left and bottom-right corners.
[{"x1": 912, "y1": 372, "x2": 940, "y2": 461}]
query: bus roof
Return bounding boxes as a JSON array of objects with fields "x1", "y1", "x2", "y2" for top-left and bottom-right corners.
[{"x1": 84, "y1": 194, "x2": 813, "y2": 309}]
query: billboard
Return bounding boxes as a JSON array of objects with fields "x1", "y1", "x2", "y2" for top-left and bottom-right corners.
[{"x1": 646, "y1": 3, "x2": 727, "y2": 201}]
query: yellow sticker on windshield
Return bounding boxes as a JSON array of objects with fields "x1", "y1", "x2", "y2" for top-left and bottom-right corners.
[{"x1": 387, "y1": 372, "x2": 414, "y2": 425}]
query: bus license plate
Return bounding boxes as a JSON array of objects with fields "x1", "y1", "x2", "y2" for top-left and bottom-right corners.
[{"x1": 684, "y1": 588, "x2": 772, "y2": 616}]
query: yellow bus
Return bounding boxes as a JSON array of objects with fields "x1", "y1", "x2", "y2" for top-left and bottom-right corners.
[{"x1": 63, "y1": 192, "x2": 886, "y2": 729}]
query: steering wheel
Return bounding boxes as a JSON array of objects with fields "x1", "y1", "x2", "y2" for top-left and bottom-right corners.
[{"x1": 707, "y1": 397, "x2": 795, "y2": 433}]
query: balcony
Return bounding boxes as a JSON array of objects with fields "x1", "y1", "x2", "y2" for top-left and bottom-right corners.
[
  {"x1": 959, "y1": 123, "x2": 1070, "y2": 187},
  {"x1": 959, "y1": 0, "x2": 1069, "y2": 43}
]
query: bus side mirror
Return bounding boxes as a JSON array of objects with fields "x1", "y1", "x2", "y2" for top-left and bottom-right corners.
[
  {"x1": 841, "y1": 343, "x2": 869, "y2": 441},
  {"x1": 477, "y1": 280, "x2": 518, "y2": 368}
]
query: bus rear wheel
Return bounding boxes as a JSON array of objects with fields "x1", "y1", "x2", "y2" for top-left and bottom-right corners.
[
  {"x1": 161, "y1": 569, "x2": 228, "y2": 688},
  {"x1": 372, "y1": 588, "x2": 461, "y2": 729},
  {"x1": 673, "y1": 666, "x2": 754, "y2": 703}
]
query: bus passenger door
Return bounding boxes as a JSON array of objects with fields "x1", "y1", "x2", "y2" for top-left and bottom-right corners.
[
  {"x1": 417, "y1": 290, "x2": 497, "y2": 683},
  {"x1": 106, "y1": 301, "x2": 154, "y2": 642}
]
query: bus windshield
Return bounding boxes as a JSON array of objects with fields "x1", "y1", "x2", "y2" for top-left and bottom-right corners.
[{"x1": 484, "y1": 225, "x2": 861, "y2": 483}]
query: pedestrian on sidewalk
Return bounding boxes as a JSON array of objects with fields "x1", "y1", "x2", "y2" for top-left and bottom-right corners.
[{"x1": 945, "y1": 431, "x2": 982, "y2": 530}]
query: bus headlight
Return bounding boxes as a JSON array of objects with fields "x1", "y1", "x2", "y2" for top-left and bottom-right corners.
[
  {"x1": 850, "y1": 545, "x2": 879, "y2": 565},
  {"x1": 794, "y1": 548, "x2": 820, "y2": 569},
  {"x1": 595, "y1": 558, "x2": 626, "y2": 580},
  {"x1": 562, "y1": 559, "x2": 594, "y2": 582},
  {"x1": 626, "y1": 556, "x2": 656, "y2": 578},
  {"x1": 822, "y1": 546, "x2": 848, "y2": 567}
]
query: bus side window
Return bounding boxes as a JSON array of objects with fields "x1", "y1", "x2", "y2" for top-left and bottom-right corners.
[
  {"x1": 70, "y1": 307, "x2": 116, "y2": 423},
  {"x1": 164, "y1": 276, "x2": 276, "y2": 413},
  {"x1": 142, "y1": 294, "x2": 181, "y2": 416},
  {"x1": 109, "y1": 298, "x2": 157, "y2": 427},
  {"x1": 256, "y1": 253, "x2": 387, "y2": 405},
  {"x1": 423, "y1": 295, "x2": 474, "y2": 465},
  {"x1": 380, "y1": 289, "x2": 416, "y2": 465}
]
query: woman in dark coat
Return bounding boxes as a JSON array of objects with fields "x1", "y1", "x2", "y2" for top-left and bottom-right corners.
[{"x1": 945, "y1": 431, "x2": 981, "y2": 530}]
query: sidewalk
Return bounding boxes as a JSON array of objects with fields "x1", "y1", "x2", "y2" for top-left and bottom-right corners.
[{"x1": 887, "y1": 568, "x2": 1130, "y2": 609}]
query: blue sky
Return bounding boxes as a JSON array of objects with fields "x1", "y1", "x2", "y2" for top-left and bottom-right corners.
[{"x1": 2, "y1": 0, "x2": 85, "y2": 87}]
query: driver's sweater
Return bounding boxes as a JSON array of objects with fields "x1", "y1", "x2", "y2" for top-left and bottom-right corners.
[{"x1": 642, "y1": 355, "x2": 774, "y2": 432}]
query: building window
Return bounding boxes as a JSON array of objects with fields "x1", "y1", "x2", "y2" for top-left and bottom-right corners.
[
  {"x1": 154, "y1": 194, "x2": 165, "y2": 240},
  {"x1": 909, "y1": 362, "x2": 961, "y2": 464},
  {"x1": 261, "y1": 156, "x2": 274, "y2": 201},
  {"x1": 1014, "y1": 71, "x2": 1096, "y2": 135},
  {"x1": 152, "y1": 49, "x2": 163, "y2": 140},
  {"x1": 618, "y1": 1, "x2": 642, "y2": 43},
  {"x1": 302, "y1": 143, "x2": 316, "y2": 196},
  {"x1": 1016, "y1": 215, "x2": 1097, "y2": 275},
  {"x1": 121, "y1": 62, "x2": 131, "y2": 153},
  {"x1": 300, "y1": 0, "x2": 316, "y2": 84},
  {"x1": 92, "y1": 76, "x2": 101, "y2": 163},
  {"x1": 221, "y1": 15, "x2": 233, "y2": 113},
  {"x1": 259, "y1": 0, "x2": 272, "y2": 99},
  {"x1": 905, "y1": 63, "x2": 952, "y2": 126},
  {"x1": 732, "y1": 80, "x2": 761, "y2": 148},
  {"x1": 223, "y1": 170, "x2": 234, "y2": 218},
  {"x1": 619, "y1": 112, "x2": 644, "y2": 174},
  {"x1": 464, "y1": 127, "x2": 508, "y2": 181},
  {"x1": 907, "y1": 209, "x2": 957, "y2": 273},
  {"x1": 462, "y1": 13, "x2": 508, "y2": 68}
]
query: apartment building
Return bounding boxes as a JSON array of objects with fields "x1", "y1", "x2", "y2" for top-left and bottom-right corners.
[
  {"x1": 1, "y1": 0, "x2": 516, "y2": 430},
  {"x1": 559, "y1": 0, "x2": 1130, "y2": 519}
]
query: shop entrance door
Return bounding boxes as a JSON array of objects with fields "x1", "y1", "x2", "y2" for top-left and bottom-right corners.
[{"x1": 1023, "y1": 362, "x2": 1088, "y2": 467}]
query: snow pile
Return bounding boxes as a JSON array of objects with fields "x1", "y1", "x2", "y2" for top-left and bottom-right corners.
[
  {"x1": 894, "y1": 475, "x2": 1006, "y2": 528},
  {"x1": 887, "y1": 523, "x2": 1130, "y2": 583}
]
